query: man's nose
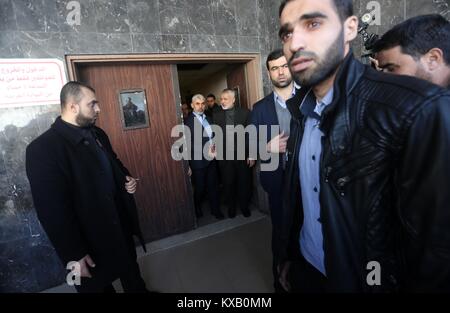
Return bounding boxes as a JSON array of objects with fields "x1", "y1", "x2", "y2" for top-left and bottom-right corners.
[{"x1": 288, "y1": 26, "x2": 306, "y2": 54}]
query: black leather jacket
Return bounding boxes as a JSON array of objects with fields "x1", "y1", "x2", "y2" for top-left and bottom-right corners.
[{"x1": 281, "y1": 52, "x2": 450, "y2": 292}]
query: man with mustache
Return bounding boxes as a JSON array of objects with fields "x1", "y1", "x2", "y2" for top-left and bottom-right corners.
[
  {"x1": 278, "y1": 0, "x2": 450, "y2": 292},
  {"x1": 372, "y1": 14, "x2": 450, "y2": 88},
  {"x1": 26, "y1": 81, "x2": 148, "y2": 293},
  {"x1": 249, "y1": 49, "x2": 296, "y2": 292},
  {"x1": 213, "y1": 89, "x2": 253, "y2": 218},
  {"x1": 185, "y1": 94, "x2": 223, "y2": 220}
]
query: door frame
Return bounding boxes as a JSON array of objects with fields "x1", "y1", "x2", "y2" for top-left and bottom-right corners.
[
  {"x1": 65, "y1": 53, "x2": 264, "y2": 109},
  {"x1": 65, "y1": 53, "x2": 266, "y2": 225}
]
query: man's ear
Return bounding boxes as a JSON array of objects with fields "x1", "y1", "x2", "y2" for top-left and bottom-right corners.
[
  {"x1": 423, "y1": 48, "x2": 444, "y2": 71},
  {"x1": 344, "y1": 16, "x2": 358, "y2": 43},
  {"x1": 66, "y1": 101, "x2": 79, "y2": 114}
]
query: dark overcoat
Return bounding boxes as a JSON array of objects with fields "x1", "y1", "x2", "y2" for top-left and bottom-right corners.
[{"x1": 26, "y1": 116, "x2": 145, "y2": 287}]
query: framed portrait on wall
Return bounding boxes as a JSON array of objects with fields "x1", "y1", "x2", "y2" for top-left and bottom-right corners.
[{"x1": 118, "y1": 89, "x2": 150, "y2": 130}]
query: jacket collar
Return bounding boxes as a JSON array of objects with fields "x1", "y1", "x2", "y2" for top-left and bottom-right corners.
[
  {"x1": 51, "y1": 116, "x2": 95, "y2": 146},
  {"x1": 273, "y1": 85, "x2": 297, "y2": 108},
  {"x1": 286, "y1": 87, "x2": 302, "y2": 121},
  {"x1": 287, "y1": 51, "x2": 364, "y2": 122},
  {"x1": 267, "y1": 91, "x2": 277, "y2": 113}
]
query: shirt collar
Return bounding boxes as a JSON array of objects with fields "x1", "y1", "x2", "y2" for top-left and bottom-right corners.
[
  {"x1": 314, "y1": 87, "x2": 334, "y2": 117},
  {"x1": 193, "y1": 111, "x2": 204, "y2": 119},
  {"x1": 274, "y1": 84, "x2": 297, "y2": 109},
  {"x1": 300, "y1": 90, "x2": 320, "y2": 120}
]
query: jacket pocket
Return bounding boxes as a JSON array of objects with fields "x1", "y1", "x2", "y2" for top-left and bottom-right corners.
[{"x1": 327, "y1": 143, "x2": 387, "y2": 191}]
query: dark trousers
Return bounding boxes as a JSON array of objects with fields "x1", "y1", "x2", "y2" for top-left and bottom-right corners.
[
  {"x1": 191, "y1": 161, "x2": 221, "y2": 216},
  {"x1": 74, "y1": 254, "x2": 147, "y2": 293},
  {"x1": 219, "y1": 160, "x2": 252, "y2": 217},
  {"x1": 75, "y1": 261, "x2": 147, "y2": 293},
  {"x1": 75, "y1": 213, "x2": 147, "y2": 293},
  {"x1": 268, "y1": 191, "x2": 284, "y2": 293},
  {"x1": 289, "y1": 253, "x2": 328, "y2": 293}
]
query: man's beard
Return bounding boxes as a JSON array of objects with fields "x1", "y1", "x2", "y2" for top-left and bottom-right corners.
[
  {"x1": 76, "y1": 112, "x2": 97, "y2": 128},
  {"x1": 271, "y1": 76, "x2": 293, "y2": 88},
  {"x1": 289, "y1": 30, "x2": 345, "y2": 88}
]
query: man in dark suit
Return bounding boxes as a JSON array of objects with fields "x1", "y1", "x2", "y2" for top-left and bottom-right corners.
[
  {"x1": 26, "y1": 81, "x2": 148, "y2": 293},
  {"x1": 185, "y1": 94, "x2": 223, "y2": 219},
  {"x1": 213, "y1": 89, "x2": 253, "y2": 218},
  {"x1": 204, "y1": 93, "x2": 222, "y2": 118},
  {"x1": 249, "y1": 49, "x2": 297, "y2": 292}
]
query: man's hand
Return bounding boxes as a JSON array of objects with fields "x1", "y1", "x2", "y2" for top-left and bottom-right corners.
[
  {"x1": 267, "y1": 132, "x2": 289, "y2": 154},
  {"x1": 369, "y1": 56, "x2": 382, "y2": 71},
  {"x1": 125, "y1": 176, "x2": 138, "y2": 194},
  {"x1": 78, "y1": 254, "x2": 96, "y2": 278},
  {"x1": 247, "y1": 158, "x2": 256, "y2": 168},
  {"x1": 208, "y1": 143, "x2": 217, "y2": 159},
  {"x1": 278, "y1": 261, "x2": 292, "y2": 292},
  {"x1": 188, "y1": 166, "x2": 192, "y2": 177}
]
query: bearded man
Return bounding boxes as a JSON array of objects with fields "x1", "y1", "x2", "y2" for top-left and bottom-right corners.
[
  {"x1": 278, "y1": 0, "x2": 450, "y2": 292},
  {"x1": 26, "y1": 81, "x2": 148, "y2": 293}
]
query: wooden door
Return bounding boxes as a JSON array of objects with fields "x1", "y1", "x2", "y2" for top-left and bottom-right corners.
[
  {"x1": 227, "y1": 63, "x2": 249, "y2": 109},
  {"x1": 77, "y1": 62, "x2": 195, "y2": 243}
]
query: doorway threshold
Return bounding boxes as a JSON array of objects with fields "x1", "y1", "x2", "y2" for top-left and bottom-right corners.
[{"x1": 137, "y1": 210, "x2": 267, "y2": 258}]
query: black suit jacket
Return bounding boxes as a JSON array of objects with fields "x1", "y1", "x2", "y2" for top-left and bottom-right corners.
[
  {"x1": 250, "y1": 92, "x2": 286, "y2": 195},
  {"x1": 212, "y1": 106, "x2": 250, "y2": 161},
  {"x1": 26, "y1": 116, "x2": 145, "y2": 287},
  {"x1": 184, "y1": 113, "x2": 214, "y2": 170},
  {"x1": 204, "y1": 103, "x2": 222, "y2": 118}
]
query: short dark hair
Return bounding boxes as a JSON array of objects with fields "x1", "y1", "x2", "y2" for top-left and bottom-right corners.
[
  {"x1": 206, "y1": 94, "x2": 216, "y2": 100},
  {"x1": 372, "y1": 14, "x2": 450, "y2": 65},
  {"x1": 60, "y1": 81, "x2": 95, "y2": 109},
  {"x1": 279, "y1": 0, "x2": 353, "y2": 22},
  {"x1": 266, "y1": 49, "x2": 285, "y2": 70}
]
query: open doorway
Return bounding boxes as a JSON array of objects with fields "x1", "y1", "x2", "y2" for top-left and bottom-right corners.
[
  {"x1": 177, "y1": 62, "x2": 259, "y2": 227},
  {"x1": 66, "y1": 53, "x2": 264, "y2": 240},
  {"x1": 178, "y1": 62, "x2": 249, "y2": 109}
]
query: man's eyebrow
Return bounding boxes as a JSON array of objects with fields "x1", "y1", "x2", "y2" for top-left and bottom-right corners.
[
  {"x1": 278, "y1": 12, "x2": 328, "y2": 38},
  {"x1": 270, "y1": 63, "x2": 288, "y2": 69},
  {"x1": 299, "y1": 12, "x2": 328, "y2": 21},
  {"x1": 379, "y1": 62, "x2": 396, "y2": 69}
]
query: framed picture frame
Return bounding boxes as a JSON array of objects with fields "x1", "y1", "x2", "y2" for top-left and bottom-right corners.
[{"x1": 118, "y1": 89, "x2": 150, "y2": 130}]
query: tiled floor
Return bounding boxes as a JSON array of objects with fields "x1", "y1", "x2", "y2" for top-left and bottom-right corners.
[{"x1": 44, "y1": 211, "x2": 274, "y2": 293}]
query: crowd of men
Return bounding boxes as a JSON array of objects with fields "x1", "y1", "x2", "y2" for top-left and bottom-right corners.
[{"x1": 26, "y1": 0, "x2": 450, "y2": 293}]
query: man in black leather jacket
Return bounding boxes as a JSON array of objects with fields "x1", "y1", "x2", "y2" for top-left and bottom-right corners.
[{"x1": 277, "y1": 0, "x2": 450, "y2": 292}]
